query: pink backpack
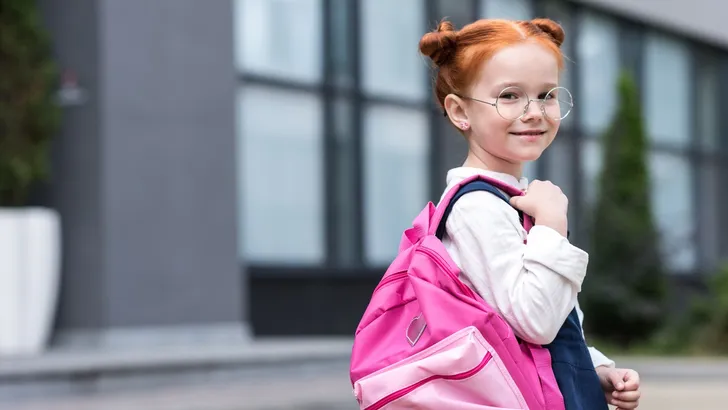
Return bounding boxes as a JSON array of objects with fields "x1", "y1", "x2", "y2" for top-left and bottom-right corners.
[{"x1": 349, "y1": 174, "x2": 565, "y2": 410}]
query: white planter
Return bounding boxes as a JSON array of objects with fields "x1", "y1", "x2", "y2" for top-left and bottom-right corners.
[{"x1": 0, "y1": 207, "x2": 61, "y2": 356}]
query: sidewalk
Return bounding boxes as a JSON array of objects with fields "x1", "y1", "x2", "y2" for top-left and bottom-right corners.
[
  {"x1": 0, "y1": 337, "x2": 354, "y2": 379},
  {"x1": 7, "y1": 358, "x2": 728, "y2": 410},
  {"x1": 0, "y1": 337, "x2": 354, "y2": 403},
  {"x1": 6, "y1": 340, "x2": 725, "y2": 382},
  {"x1": 639, "y1": 379, "x2": 728, "y2": 410},
  {"x1": 611, "y1": 355, "x2": 728, "y2": 380},
  {"x1": 2, "y1": 338, "x2": 728, "y2": 410},
  {"x1": 6, "y1": 360, "x2": 357, "y2": 410}
]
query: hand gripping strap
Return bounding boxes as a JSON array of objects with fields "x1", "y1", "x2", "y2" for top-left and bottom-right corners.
[{"x1": 433, "y1": 175, "x2": 532, "y2": 239}]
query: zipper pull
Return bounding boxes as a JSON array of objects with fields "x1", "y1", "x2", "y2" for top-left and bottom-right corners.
[{"x1": 353, "y1": 383, "x2": 362, "y2": 403}]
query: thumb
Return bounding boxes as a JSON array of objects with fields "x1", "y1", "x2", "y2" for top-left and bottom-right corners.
[
  {"x1": 509, "y1": 195, "x2": 522, "y2": 209},
  {"x1": 622, "y1": 370, "x2": 640, "y2": 390}
]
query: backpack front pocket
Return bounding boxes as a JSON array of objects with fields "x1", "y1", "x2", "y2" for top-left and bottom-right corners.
[{"x1": 354, "y1": 326, "x2": 529, "y2": 409}]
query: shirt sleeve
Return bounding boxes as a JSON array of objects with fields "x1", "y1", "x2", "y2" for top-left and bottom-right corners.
[
  {"x1": 445, "y1": 191, "x2": 589, "y2": 345},
  {"x1": 575, "y1": 300, "x2": 616, "y2": 368}
]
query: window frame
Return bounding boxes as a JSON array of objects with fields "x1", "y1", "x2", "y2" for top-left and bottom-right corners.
[
  {"x1": 565, "y1": 1, "x2": 726, "y2": 274},
  {"x1": 238, "y1": 0, "x2": 433, "y2": 272},
  {"x1": 235, "y1": 0, "x2": 728, "y2": 275}
]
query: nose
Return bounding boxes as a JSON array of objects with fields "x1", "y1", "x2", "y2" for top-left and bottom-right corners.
[{"x1": 520, "y1": 100, "x2": 543, "y2": 122}]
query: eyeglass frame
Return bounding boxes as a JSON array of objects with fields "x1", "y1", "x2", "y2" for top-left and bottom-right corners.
[{"x1": 446, "y1": 86, "x2": 574, "y2": 121}]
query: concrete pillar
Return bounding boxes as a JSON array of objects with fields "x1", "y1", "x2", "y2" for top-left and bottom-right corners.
[{"x1": 39, "y1": 0, "x2": 248, "y2": 349}]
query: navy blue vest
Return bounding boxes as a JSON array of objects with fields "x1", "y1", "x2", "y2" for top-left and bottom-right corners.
[
  {"x1": 437, "y1": 180, "x2": 608, "y2": 410},
  {"x1": 546, "y1": 308, "x2": 608, "y2": 410}
]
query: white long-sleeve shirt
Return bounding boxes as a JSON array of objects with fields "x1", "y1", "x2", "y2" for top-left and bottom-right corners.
[{"x1": 439, "y1": 167, "x2": 614, "y2": 369}]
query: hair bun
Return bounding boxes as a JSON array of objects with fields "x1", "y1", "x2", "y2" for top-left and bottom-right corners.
[
  {"x1": 419, "y1": 20, "x2": 458, "y2": 66},
  {"x1": 530, "y1": 18, "x2": 565, "y2": 47}
]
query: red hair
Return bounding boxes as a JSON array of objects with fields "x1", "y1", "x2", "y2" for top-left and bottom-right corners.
[{"x1": 419, "y1": 18, "x2": 565, "y2": 113}]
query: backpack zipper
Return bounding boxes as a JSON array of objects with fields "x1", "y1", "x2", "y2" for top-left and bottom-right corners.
[
  {"x1": 372, "y1": 271, "x2": 407, "y2": 294},
  {"x1": 363, "y1": 351, "x2": 493, "y2": 410},
  {"x1": 415, "y1": 247, "x2": 477, "y2": 299}
]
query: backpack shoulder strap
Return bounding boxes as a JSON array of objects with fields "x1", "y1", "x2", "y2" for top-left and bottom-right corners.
[{"x1": 435, "y1": 180, "x2": 523, "y2": 240}]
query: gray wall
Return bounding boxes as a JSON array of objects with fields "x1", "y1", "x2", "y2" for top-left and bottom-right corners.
[
  {"x1": 575, "y1": 0, "x2": 728, "y2": 47},
  {"x1": 40, "y1": 0, "x2": 247, "y2": 348}
]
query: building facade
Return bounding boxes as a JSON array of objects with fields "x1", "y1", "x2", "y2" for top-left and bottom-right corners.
[{"x1": 39, "y1": 0, "x2": 728, "y2": 347}]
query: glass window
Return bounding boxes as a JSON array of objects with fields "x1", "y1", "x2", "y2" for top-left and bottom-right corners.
[
  {"x1": 696, "y1": 56, "x2": 719, "y2": 151},
  {"x1": 721, "y1": 165, "x2": 728, "y2": 258},
  {"x1": 480, "y1": 0, "x2": 532, "y2": 19},
  {"x1": 364, "y1": 106, "x2": 429, "y2": 265},
  {"x1": 234, "y1": 0, "x2": 322, "y2": 84},
  {"x1": 542, "y1": 0, "x2": 574, "y2": 129},
  {"x1": 437, "y1": 117, "x2": 469, "y2": 194},
  {"x1": 361, "y1": 0, "x2": 426, "y2": 101},
  {"x1": 697, "y1": 161, "x2": 720, "y2": 269},
  {"x1": 544, "y1": 136, "x2": 576, "y2": 225},
  {"x1": 580, "y1": 138, "x2": 603, "y2": 206},
  {"x1": 545, "y1": 136, "x2": 574, "y2": 200},
  {"x1": 332, "y1": 97, "x2": 358, "y2": 265},
  {"x1": 649, "y1": 152, "x2": 696, "y2": 272},
  {"x1": 329, "y1": 0, "x2": 353, "y2": 88},
  {"x1": 643, "y1": 32, "x2": 691, "y2": 147},
  {"x1": 436, "y1": 0, "x2": 474, "y2": 30},
  {"x1": 576, "y1": 12, "x2": 620, "y2": 136},
  {"x1": 237, "y1": 86, "x2": 324, "y2": 263}
]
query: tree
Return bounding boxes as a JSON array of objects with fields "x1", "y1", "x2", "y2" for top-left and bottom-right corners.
[
  {"x1": 0, "y1": 0, "x2": 60, "y2": 206},
  {"x1": 581, "y1": 71, "x2": 667, "y2": 346},
  {"x1": 691, "y1": 263, "x2": 728, "y2": 354}
]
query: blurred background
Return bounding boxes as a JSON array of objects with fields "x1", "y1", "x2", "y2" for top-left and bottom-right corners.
[{"x1": 1, "y1": 0, "x2": 727, "y2": 409}]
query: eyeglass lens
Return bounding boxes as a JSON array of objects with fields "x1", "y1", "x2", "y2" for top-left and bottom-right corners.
[{"x1": 495, "y1": 86, "x2": 573, "y2": 121}]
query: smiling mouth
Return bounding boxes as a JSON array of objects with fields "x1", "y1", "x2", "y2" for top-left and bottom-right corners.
[
  {"x1": 511, "y1": 131, "x2": 546, "y2": 141},
  {"x1": 510, "y1": 131, "x2": 546, "y2": 137}
]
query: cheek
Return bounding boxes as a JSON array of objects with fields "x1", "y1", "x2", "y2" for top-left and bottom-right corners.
[
  {"x1": 547, "y1": 120, "x2": 561, "y2": 141},
  {"x1": 550, "y1": 119, "x2": 561, "y2": 133},
  {"x1": 474, "y1": 113, "x2": 512, "y2": 136},
  {"x1": 472, "y1": 117, "x2": 511, "y2": 150}
]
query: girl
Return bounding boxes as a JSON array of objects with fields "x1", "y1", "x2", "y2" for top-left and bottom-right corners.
[{"x1": 419, "y1": 18, "x2": 641, "y2": 410}]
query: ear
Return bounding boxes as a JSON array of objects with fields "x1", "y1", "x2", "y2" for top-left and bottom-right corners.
[{"x1": 443, "y1": 94, "x2": 470, "y2": 131}]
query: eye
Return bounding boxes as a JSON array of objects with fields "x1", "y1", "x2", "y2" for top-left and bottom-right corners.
[
  {"x1": 539, "y1": 92, "x2": 553, "y2": 100},
  {"x1": 499, "y1": 93, "x2": 519, "y2": 100}
]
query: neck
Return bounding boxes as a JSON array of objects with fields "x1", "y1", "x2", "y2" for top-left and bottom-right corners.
[{"x1": 463, "y1": 148, "x2": 523, "y2": 180}]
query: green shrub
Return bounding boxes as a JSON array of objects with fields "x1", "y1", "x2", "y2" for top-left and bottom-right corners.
[
  {"x1": 0, "y1": 0, "x2": 60, "y2": 206},
  {"x1": 641, "y1": 263, "x2": 728, "y2": 356},
  {"x1": 691, "y1": 264, "x2": 728, "y2": 354},
  {"x1": 581, "y1": 71, "x2": 667, "y2": 347}
]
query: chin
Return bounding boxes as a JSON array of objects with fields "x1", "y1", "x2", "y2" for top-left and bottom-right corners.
[{"x1": 515, "y1": 148, "x2": 545, "y2": 162}]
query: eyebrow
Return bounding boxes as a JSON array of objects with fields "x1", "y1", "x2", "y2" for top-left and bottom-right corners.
[{"x1": 493, "y1": 81, "x2": 559, "y2": 90}]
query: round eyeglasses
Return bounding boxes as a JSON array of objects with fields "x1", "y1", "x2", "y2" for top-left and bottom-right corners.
[{"x1": 461, "y1": 86, "x2": 573, "y2": 121}]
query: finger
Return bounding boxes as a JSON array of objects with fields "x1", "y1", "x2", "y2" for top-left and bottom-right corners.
[
  {"x1": 622, "y1": 371, "x2": 640, "y2": 390},
  {"x1": 611, "y1": 397, "x2": 640, "y2": 409},
  {"x1": 613, "y1": 399, "x2": 640, "y2": 410},
  {"x1": 509, "y1": 196, "x2": 522, "y2": 209},
  {"x1": 613, "y1": 390, "x2": 641, "y2": 402},
  {"x1": 608, "y1": 371, "x2": 626, "y2": 391}
]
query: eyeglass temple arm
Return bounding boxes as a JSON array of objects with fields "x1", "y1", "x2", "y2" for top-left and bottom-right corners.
[{"x1": 443, "y1": 96, "x2": 496, "y2": 116}]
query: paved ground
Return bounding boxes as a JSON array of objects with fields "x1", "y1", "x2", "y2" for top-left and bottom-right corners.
[
  {"x1": 7, "y1": 372, "x2": 357, "y2": 410},
  {"x1": 8, "y1": 376, "x2": 728, "y2": 410},
  {"x1": 4, "y1": 361, "x2": 356, "y2": 410},
  {"x1": 638, "y1": 380, "x2": 728, "y2": 410},
  {"x1": 5, "y1": 357, "x2": 728, "y2": 410}
]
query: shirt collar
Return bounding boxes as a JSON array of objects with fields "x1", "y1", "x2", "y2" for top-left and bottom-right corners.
[{"x1": 445, "y1": 167, "x2": 529, "y2": 191}]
